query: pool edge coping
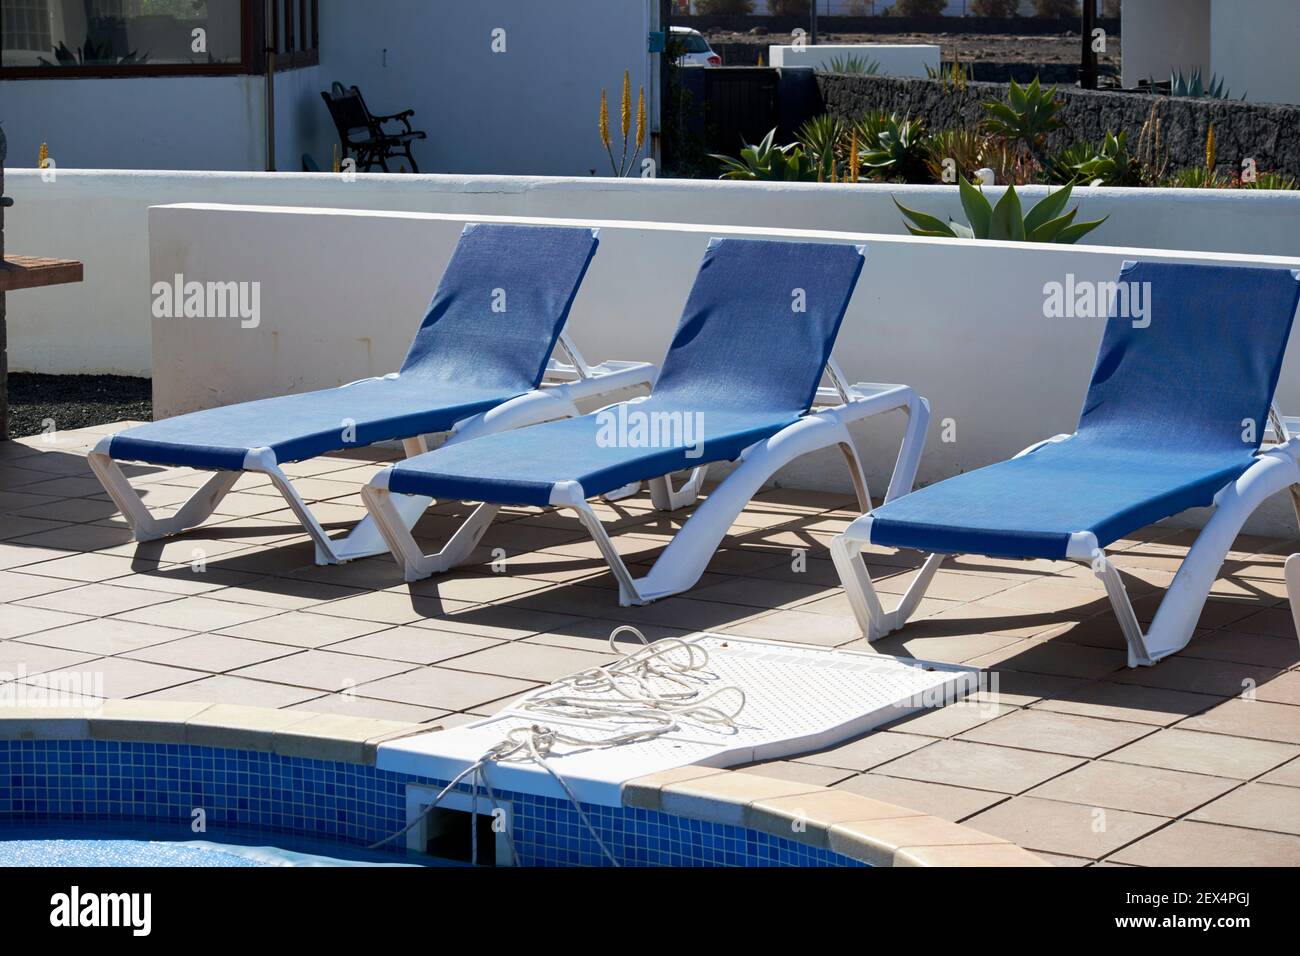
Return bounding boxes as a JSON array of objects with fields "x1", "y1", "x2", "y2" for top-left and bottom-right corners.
[{"x1": 0, "y1": 702, "x2": 1049, "y2": 868}]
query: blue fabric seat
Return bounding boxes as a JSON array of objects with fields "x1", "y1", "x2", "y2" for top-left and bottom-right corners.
[
  {"x1": 867, "y1": 261, "x2": 1300, "y2": 560},
  {"x1": 386, "y1": 237, "x2": 866, "y2": 506},
  {"x1": 106, "y1": 223, "x2": 599, "y2": 470}
]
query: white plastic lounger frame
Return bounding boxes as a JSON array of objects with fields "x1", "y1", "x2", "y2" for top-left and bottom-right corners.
[
  {"x1": 361, "y1": 360, "x2": 930, "y2": 606},
  {"x1": 831, "y1": 420, "x2": 1300, "y2": 669},
  {"x1": 87, "y1": 331, "x2": 656, "y2": 566}
]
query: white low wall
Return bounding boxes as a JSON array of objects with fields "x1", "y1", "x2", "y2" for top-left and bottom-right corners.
[
  {"x1": 768, "y1": 44, "x2": 940, "y2": 78},
  {"x1": 9, "y1": 169, "x2": 1300, "y2": 377},
  {"x1": 148, "y1": 202, "x2": 1300, "y2": 536}
]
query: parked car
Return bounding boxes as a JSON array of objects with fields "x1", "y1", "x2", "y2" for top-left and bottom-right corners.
[{"x1": 672, "y1": 26, "x2": 721, "y2": 67}]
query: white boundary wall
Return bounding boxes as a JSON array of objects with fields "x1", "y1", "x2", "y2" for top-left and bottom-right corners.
[
  {"x1": 148, "y1": 202, "x2": 1300, "y2": 535},
  {"x1": 9, "y1": 169, "x2": 1300, "y2": 377},
  {"x1": 768, "y1": 44, "x2": 940, "y2": 77}
]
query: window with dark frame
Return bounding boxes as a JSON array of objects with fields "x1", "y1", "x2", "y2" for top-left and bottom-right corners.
[{"x1": 0, "y1": 0, "x2": 318, "y2": 77}]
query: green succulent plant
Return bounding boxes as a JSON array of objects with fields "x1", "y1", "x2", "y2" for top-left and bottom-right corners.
[
  {"x1": 1044, "y1": 141, "x2": 1098, "y2": 185},
  {"x1": 855, "y1": 113, "x2": 931, "y2": 183},
  {"x1": 1164, "y1": 165, "x2": 1233, "y2": 189},
  {"x1": 1168, "y1": 68, "x2": 1243, "y2": 100},
  {"x1": 894, "y1": 176, "x2": 1108, "y2": 243},
  {"x1": 1072, "y1": 132, "x2": 1145, "y2": 187},
  {"x1": 983, "y1": 77, "x2": 1063, "y2": 155},
  {"x1": 796, "y1": 114, "x2": 846, "y2": 178},
  {"x1": 821, "y1": 53, "x2": 880, "y2": 75},
  {"x1": 710, "y1": 128, "x2": 817, "y2": 181},
  {"x1": 1246, "y1": 171, "x2": 1300, "y2": 190}
]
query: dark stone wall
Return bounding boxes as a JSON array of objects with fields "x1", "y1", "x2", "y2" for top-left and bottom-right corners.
[{"x1": 815, "y1": 74, "x2": 1300, "y2": 179}]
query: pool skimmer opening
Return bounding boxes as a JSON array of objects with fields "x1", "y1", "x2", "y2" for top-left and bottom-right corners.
[{"x1": 404, "y1": 785, "x2": 513, "y2": 866}]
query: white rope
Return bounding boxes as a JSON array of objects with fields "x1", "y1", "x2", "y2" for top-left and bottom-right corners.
[{"x1": 370, "y1": 627, "x2": 746, "y2": 866}]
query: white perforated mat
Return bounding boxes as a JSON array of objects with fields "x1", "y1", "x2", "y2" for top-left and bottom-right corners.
[{"x1": 377, "y1": 634, "x2": 979, "y2": 806}]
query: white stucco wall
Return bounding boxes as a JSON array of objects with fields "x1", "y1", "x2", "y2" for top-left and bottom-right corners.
[
  {"x1": 768, "y1": 44, "x2": 940, "y2": 78},
  {"x1": 1120, "y1": 0, "x2": 1211, "y2": 89},
  {"x1": 1209, "y1": 0, "x2": 1300, "y2": 106},
  {"x1": 7, "y1": 170, "x2": 1300, "y2": 377},
  {"x1": 146, "y1": 202, "x2": 1300, "y2": 535}
]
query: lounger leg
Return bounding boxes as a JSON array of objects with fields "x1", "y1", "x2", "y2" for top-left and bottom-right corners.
[
  {"x1": 87, "y1": 450, "x2": 239, "y2": 542},
  {"x1": 1093, "y1": 446, "x2": 1300, "y2": 667},
  {"x1": 568, "y1": 500, "x2": 645, "y2": 605},
  {"x1": 647, "y1": 466, "x2": 708, "y2": 511},
  {"x1": 831, "y1": 531, "x2": 944, "y2": 641},
  {"x1": 360, "y1": 485, "x2": 499, "y2": 582},
  {"x1": 1285, "y1": 554, "x2": 1300, "y2": 647},
  {"x1": 260, "y1": 464, "x2": 347, "y2": 564},
  {"x1": 883, "y1": 395, "x2": 930, "y2": 504}
]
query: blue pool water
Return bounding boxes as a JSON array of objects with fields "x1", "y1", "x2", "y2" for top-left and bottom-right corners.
[{"x1": 0, "y1": 820, "x2": 454, "y2": 867}]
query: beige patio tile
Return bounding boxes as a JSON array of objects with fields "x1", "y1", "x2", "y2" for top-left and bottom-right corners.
[
  {"x1": 833, "y1": 773, "x2": 1008, "y2": 822},
  {"x1": 441, "y1": 642, "x2": 615, "y2": 683},
  {"x1": 1188, "y1": 782, "x2": 1300, "y2": 835},
  {"x1": 286, "y1": 693, "x2": 449, "y2": 724},
  {"x1": 114, "y1": 595, "x2": 279, "y2": 631},
  {"x1": 0, "y1": 572, "x2": 76, "y2": 600},
  {"x1": 197, "y1": 577, "x2": 362, "y2": 611},
  {"x1": 0, "y1": 605, "x2": 91, "y2": 640},
  {"x1": 103, "y1": 565, "x2": 255, "y2": 596},
  {"x1": 1031, "y1": 679, "x2": 1222, "y2": 726},
  {"x1": 215, "y1": 610, "x2": 390, "y2": 647},
  {"x1": 1114, "y1": 656, "x2": 1283, "y2": 698},
  {"x1": 352, "y1": 666, "x2": 537, "y2": 712},
  {"x1": 1229, "y1": 606, "x2": 1295, "y2": 639},
  {"x1": 16, "y1": 582, "x2": 179, "y2": 617},
  {"x1": 965, "y1": 637, "x2": 1128, "y2": 679},
  {"x1": 794, "y1": 730, "x2": 936, "y2": 772},
  {"x1": 1103, "y1": 728, "x2": 1299, "y2": 780},
  {"x1": 1176, "y1": 699, "x2": 1300, "y2": 745},
  {"x1": 13, "y1": 618, "x2": 193, "y2": 655},
  {"x1": 736, "y1": 760, "x2": 854, "y2": 787},
  {"x1": 957, "y1": 709, "x2": 1154, "y2": 758},
  {"x1": 888, "y1": 701, "x2": 1017, "y2": 738},
  {"x1": 1111, "y1": 820, "x2": 1300, "y2": 867},
  {"x1": 967, "y1": 796, "x2": 1165, "y2": 859},
  {"x1": 139, "y1": 675, "x2": 323, "y2": 708},
  {"x1": 327, "y1": 627, "x2": 502, "y2": 666},
  {"x1": 966, "y1": 669, "x2": 1090, "y2": 708},
  {"x1": 0, "y1": 517, "x2": 70, "y2": 543},
  {"x1": 1260, "y1": 757, "x2": 1300, "y2": 787},
  {"x1": 526, "y1": 617, "x2": 692, "y2": 651},
  {"x1": 122, "y1": 633, "x2": 299, "y2": 672},
  {"x1": 1256, "y1": 671, "x2": 1300, "y2": 706},
  {"x1": 659, "y1": 771, "x2": 822, "y2": 827},
  {"x1": 988, "y1": 580, "x2": 1110, "y2": 614},
  {"x1": 719, "y1": 608, "x2": 863, "y2": 647},
  {"x1": 690, "y1": 575, "x2": 831, "y2": 610},
  {"x1": 303, "y1": 590, "x2": 474, "y2": 626},
  {"x1": 409, "y1": 604, "x2": 585, "y2": 641},
  {"x1": 41, "y1": 656, "x2": 206, "y2": 698},
  {"x1": 1027, "y1": 761, "x2": 1237, "y2": 817},
  {"x1": 399, "y1": 572, "x2": 550, "y2": 604},
  {"x1": 11, "y1": 523, "x2": 137, "y2": 553},
  {"x1": 849, "y1": 629, "x2": 1025, "y2": 665},
  {"x1": 875, "y1": 569, "x2": 1017, "y2": 603},
  {"x1": 230, "y1": 649, "x2": 414, "y2": 692},
  {"x1": 21, "y1": 551, "x2": 166, "y2": 583},
  {"x1": 875, "y1": 739, "x2": 1083, "y2": 794},
  {"x1": 0, "y1": 639, "x2": 99, "y2": 676}
]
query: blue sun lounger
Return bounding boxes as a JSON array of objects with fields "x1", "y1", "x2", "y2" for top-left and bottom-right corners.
[
  {"x1": 832, "y1": 260, "x2": 1300, "y2": 667},
  {"x1": 362, "y1": 237, "x2": 931, "y2": 604},
  {"x1": 89, "y1": 223, "x2": 656, "y2": 564}
]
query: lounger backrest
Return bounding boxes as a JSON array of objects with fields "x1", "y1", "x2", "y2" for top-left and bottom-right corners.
[
  {"x1": 400, "y1": 223, "x2": 599, "y2": 391},
  {"x1": 1077, "y1": 261, "x2": 1300, "y2": 454},
  {"x1": 651, "y1": 238, "x2": 866, "y2": 414}
]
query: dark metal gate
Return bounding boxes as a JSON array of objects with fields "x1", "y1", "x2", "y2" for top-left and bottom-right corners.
[{"x1": 702, "y1": 67, "x2": 780, "y2": 155}]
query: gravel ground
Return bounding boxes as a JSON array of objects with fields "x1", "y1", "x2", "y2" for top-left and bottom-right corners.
[{"x1": 6, "y1": 373, "x2": 151, "y2": 439}]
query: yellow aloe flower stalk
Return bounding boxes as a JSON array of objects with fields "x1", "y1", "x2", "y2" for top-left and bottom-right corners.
[
  {"x1": 849, "y1": 130, "x2": 859, "y2": 183},
  {"x1": 599, "y1": 89, "x2": 611, "y2": 151},
  {"x1": 38, "y1": 142, "x2": 49, "y2": 169},
  {"x1": 636, "y1": 86, "x2": 646, "y2": 152},
  {"x1": 1205, "y1": 123, "x2": 1216, "y2": 170},
  {"x1": 621, "y1": 71, "x2": 631, "y2": 143}
]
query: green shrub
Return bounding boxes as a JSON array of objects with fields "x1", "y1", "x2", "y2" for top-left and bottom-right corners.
[
  {"x1": 711, "y1": 128, "x2": 817, "y2": 181},
  {"x1": 895, "y1": 177, "x2": 1107, "y2": 243},
  {"x1": 971, "y1": 0, "x2": 1020, "y2": 15}
]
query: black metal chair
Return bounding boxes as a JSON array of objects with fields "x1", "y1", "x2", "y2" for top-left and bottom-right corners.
[{"x1": 320, "y1": 83, "x2": 426, "y2": 173}]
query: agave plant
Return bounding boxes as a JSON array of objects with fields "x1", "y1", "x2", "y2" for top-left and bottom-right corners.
[
  {"x1": 710, "y1": 128, "x2": 817, "y2": 182},
  {"x1": 1072, "y1": 132, "x2": 1145, "y2": 187},
  {"x1": 1164, "y1": 165, "x2": 1234, "y2": 189},
  {"x1": 796, "y1": 114, "x2": 846, "y2": 179},
  {"x1": 1246, "y1": 171, "x2": 1300, "y2": 190},
  {"x1": 983, "y1": 77, "x2": 1063, "y2": 157},
  {"x1": 855, "y1": 113, "x2": 931, "y2": 183},
  {"x1": 1168, "y1": 68, "x2": 1243, "y2": 100},
  {"x1": 894, "y1": 176, "x2": 1108, "y2": 244},
  {"x1": 1044, "y1": 141, "x2": 1097, "y2": 185},
  {"x1": 822, "y1": 53, "x2": 880, "y2": 75},
  {"x1": 923, "y1": 129, "x2": 991, "y2": 183}
]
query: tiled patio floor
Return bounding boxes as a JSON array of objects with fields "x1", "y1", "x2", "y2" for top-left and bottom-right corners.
[{"x1": 3, "y1": 423, "x2": 1299, "y2": 866}]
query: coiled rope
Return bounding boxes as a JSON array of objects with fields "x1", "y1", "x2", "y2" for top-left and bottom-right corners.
[{"x1": 369, "y1": 626, "x2": 746, "y2": 865}]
